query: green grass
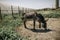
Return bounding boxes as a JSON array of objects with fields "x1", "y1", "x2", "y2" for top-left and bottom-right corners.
[
  {"x1": 0, "y1": 14, "x2": 28, "y2": 40},
  {"x1": 42, "y1": 13, "x2": 60, "y2": 18},
  {"x1": 37, "y1": 10, "x2": 60, "y2": 18}
]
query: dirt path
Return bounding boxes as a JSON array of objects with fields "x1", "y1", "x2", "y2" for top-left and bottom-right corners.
[{"x1": 16, "y1": 18, "x2": 60, "y2": 40}]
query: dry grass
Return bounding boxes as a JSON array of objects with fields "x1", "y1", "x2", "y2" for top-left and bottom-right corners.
[{"x1": 16, "y1": 18, "x2": 60, "y2": 40}]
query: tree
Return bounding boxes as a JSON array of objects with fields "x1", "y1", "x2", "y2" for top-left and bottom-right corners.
[{"x1": 55, "y1": 0, "x2": 59, "y2": 9}]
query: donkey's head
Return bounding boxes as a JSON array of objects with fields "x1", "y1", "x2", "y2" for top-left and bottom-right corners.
[{"x1": 42, "y1": 18, "x2": 49, "y2": 29}]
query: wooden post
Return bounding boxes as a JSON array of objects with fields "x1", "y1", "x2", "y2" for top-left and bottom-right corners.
[
  {"x1": 25, "y1": 8, "x2": 27, "y2": 13},
  {"x1": 0, "y1": 7, "x2": 2, "y2": 20},
  {"x1": 23, "y1": 8, "x2": 25, "y2": 13},
  {"x1": 11, "y1": 5, "x2": 14, "y2": 18},
  {"x1": 18, "y1": 6, "x2": 20, "y2": 16}
]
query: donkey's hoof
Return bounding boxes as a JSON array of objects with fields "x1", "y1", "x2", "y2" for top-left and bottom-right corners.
[
  {"x1": 33, "y1": 29, "x2": 36, "y2": 30},
  {"x1": 44, "y1": 28, "x2": 47, "y2": 30},
  {"x1": 39, "y1": 27, "x2": 41, "y2": 28},
  {"x1": 25, "y1": 27, "x2": 27, "y2": 28}
]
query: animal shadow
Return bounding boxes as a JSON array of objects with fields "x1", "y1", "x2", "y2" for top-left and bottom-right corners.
[{"x1": 26, "y1": 27, "x2": 52, "y2": 33}]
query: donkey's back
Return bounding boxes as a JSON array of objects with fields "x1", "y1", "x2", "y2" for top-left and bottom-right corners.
[{"x1": 22, "y1": 12, "x2": 36, "y2": 20}]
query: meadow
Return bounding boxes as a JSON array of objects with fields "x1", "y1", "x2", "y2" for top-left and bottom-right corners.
[
  {"x1": 0, "y1": 9, "x2": 60, "y2": 40},
  {"x1": 0, "y1": 13, "x2": 28, "y2": 40}
]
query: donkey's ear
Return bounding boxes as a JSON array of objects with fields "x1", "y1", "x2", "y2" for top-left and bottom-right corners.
[{"x1": 45, "y1": 18, "x2": 49, "y2": 22}]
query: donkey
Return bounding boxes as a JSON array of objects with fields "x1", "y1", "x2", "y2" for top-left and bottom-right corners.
[
  {"x1": 21, "y1": 12, "x2": 48, "y2": 30},
  {"x1": 21, "y1": 12, "x2": 36, "y2": 29}
]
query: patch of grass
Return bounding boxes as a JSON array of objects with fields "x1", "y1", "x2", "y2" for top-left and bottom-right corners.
[
  {"x1": 38, "y1": 10, "x2": 60, "y2": 18},
  {"x1": 42, "y1": 13, "x2": 60, "y2": 18},
  {"x1": 0, "y1": 14, "x2": 27, "y2": 40},
  {"x1": 37, "y1": 9, "x2": 60, "y2": 18}
]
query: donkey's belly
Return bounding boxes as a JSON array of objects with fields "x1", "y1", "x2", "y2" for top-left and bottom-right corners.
[{"x1": 26, "y1": 15, "x2": 34, "y2": 19}]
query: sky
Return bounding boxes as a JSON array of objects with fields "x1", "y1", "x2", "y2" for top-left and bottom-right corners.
[{"x1": 0, "y1": 0, "x2": 60, "y2": 9}]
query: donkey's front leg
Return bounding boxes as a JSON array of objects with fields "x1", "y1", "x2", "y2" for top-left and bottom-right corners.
[
  {"x1": 33, "y1": 19, "x2": 36, "y2": 30},
  {"x1": 24, "y1": 20, "x2": 27, "y2": 28},
  {"x1": 39, "y1": 21, "x2": 41, "y2": 28}
]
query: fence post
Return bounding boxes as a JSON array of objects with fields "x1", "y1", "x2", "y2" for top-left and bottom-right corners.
[
  {"x1": 23, "y1": 8, "x2": 24, "y2": 13},
  {"x1": 11, "y1": 5, "x2": 14, "y2": 18},
  {"x1": 0, "y1": 7, "x2": 2, "y2": 20},
  {"x1": 18, "y1": 6, "x2": 20, "y2": 16}
]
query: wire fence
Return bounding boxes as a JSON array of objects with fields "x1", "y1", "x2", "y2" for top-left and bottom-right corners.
[{"x1": 0, "y1": 6, "x2": 34, "y2": 20}]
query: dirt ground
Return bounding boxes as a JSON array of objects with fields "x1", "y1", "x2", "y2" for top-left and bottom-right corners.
[{"x1": 16, "y1": 18, "x2": 60, "y2": 40}]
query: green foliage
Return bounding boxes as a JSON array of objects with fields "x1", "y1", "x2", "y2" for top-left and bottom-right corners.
[
  {"x1": 1, "y1": 14, "x2": 22, "y2": 27},
  {"x1": 42, "y1": 13, "x2": 60, "y2": 18},
  {"x1": 0, "y1": 26, "x2": 21, "y2": 40},
  {"x1": 0, "y1": 14, "x2": 27, "y2": 40},
  {"x1": 38, "y1": 10, "x2": 60, "y2": 18}
]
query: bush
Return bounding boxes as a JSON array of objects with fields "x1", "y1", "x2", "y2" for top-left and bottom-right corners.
[
  {"x1": 0, "y1": 27, "x2": 21, "y2": 40},
  {"x1": 0, "y1": 14, "x2": 25, "y2": 40},
  {"x1": 42, "y1": 13, "x2": 60, "y2": 18}
]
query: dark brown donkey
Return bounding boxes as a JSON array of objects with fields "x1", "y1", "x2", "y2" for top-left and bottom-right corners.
[{"x1": 21, "y1": 12, "x2": 48, "y2": 30}]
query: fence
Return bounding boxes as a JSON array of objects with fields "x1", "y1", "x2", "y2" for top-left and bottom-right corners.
[{"x1": 0, "y1": 5, "x2": 34, "y2": 20}]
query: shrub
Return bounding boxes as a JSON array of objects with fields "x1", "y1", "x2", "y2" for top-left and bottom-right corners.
[
  {"x1": 42, "y1": 13, "x2": 60, "y2": 18},
  {"x1": 0, "y1": 27, "x2": 21, "y2": 40},
  {"x1": 0, "y1": 14, "x2": 24, "y2": 40}
]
